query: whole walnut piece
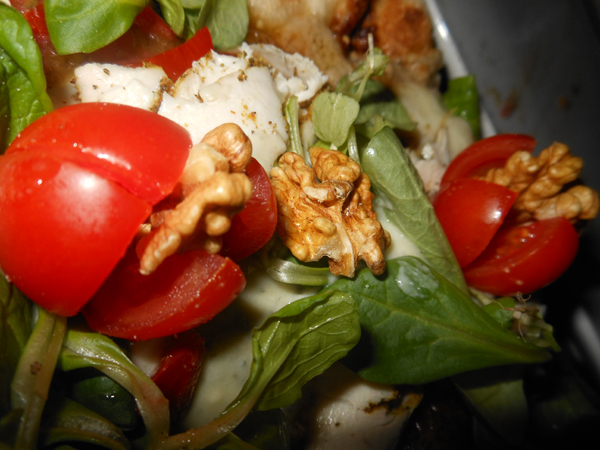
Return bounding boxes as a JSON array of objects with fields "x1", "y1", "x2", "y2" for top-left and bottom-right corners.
[
  {"x1": 270, "y1": 147, "x2": 390, "y2": 278},
  {"x1": 480, "y1": 142, "x2": 599, "y2": 224},
  {"x1": 136, "y1": 123, "x2": 253, "y2": 275}
]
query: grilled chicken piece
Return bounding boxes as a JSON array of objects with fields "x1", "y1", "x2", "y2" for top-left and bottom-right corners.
[{"x1": 246, "y1": 0, "x2": 369, "y2": 86}]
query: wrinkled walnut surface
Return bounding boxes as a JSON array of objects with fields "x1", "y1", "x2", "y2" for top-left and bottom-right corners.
[
  {"x1": 270, "y1": 148, "x2": 389, "y2": 278},
  {"x1": 137, "y1": 123, "x2": 253, "y2": 274},
  {"x1": 481, "y1": 142, "x2": 599, "y2": 224}
]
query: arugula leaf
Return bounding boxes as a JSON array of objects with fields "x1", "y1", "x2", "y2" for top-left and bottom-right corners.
[
  {"x1": 0, "y1": 4, "x2": 53, "y2": 152},
  {"x1": 0, "y1": 278, "x2": 32, "y2": 418},
  {"x1": 58, "y1": 329, "x2": 170, "y2": 449},
  {"x1": 162, "y1": 291, "x2": 359, "y2": 449},
  {"x1": 156, "y1": 0, "x2": 185, "y2": 37},
  {"x1": 312, "y1": 92, "x2": 360, "y2": 147},
  {"x1": 360, "y1": 127, "x2": 468, "y2": 292},
  {"x1": 45, "y1": 0, "x2": 148, "y2": 54},
  {"x1": 329, "y1": 256, "x2": 552, "y2": 385},
  {"x1": 182, "y1": 0, "x2": 248, "y2": 50}
]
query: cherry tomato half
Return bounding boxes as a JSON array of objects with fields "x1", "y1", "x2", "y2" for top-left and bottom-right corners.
[
  {"x1": 433, "y1": 178, "x2": 518, "y2": 268},
  {"x1": 463, "y1": 217, "x2": 579, "y2": 296},
  {"x1": 8, "y1": 103, "x2": 191, "y2": 204},
  {"x1": 0, "y1": 152, "x2": 151, "y2": 316},
  {"x1": 220, "y1": 158, "x2": 278, "y2": 261},
  {"x1": 0, "y1": 103, "x2": 190, "y2": 316},
  {"x1": 83, "y1": 249, "x2": 246, "y2": 341},
  {"x1": 441, "y1": 134, "x2": 537, "y2": 185}
]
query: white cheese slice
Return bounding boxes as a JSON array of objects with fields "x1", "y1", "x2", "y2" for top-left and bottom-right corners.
[{"x1": 74, "y1": 63, "x2": 168, "y2": 111}]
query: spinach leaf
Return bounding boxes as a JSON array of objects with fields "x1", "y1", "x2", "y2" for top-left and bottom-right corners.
[
  {"x1": 58, "y1": 329, "x2": 170, "y2": 449},
  {"x1": 443, "y1": 75, "x2": 480, "y2": 138},
  {"x1": 335, "y1": 47, "x2": 388, "y2": 100},
  {"x1": 162, "y1": 291, "x2": 359, "y2": 449},
  {"x1": 0, "y1": 278, "x2": 32, "y2": 418},
  {"x1": 360, "y1": 127, "x2": 467, "y2": 292},
  {"x1": 0, "y1": 4, "x2": 53, "y2": 152},
  {"x1": 312, "y1": 92, "x2": 360, "y2": 147},
  {"x1": 182, "y1": 0, "x2": 248, "y2": 50},
  {"x1": 284, "y1": 96, "x2": 304, "y2": 157},
  {"x1": 45, "y1": 0, "x2": 148, "y2": 54},
  {"x1": 3, "y1": 309, "x2": 67, "y2": 450},
  {"x1": 156, "y1": 0, "x2": 185, "y2": 37},
  {"x1": 354, "y1": 100, "x2": 416, "y2": 138},
  {"x1": 329, "y1": 256, "x2": 552, "y2": 385}
]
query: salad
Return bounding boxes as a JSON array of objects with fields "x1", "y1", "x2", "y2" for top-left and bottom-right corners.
[{"x1": 1, "y1": 0, "x2": 600, "y2": 449}]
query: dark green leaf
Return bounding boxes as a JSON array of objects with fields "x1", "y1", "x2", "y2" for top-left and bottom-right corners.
[
  {"x1": 162, "y1": 291, "x2": 359, "y2": 449},
  {"x1": 0, "y1": 4, "x2": 52, "y2": 151},
  {"x1": 328, "y1": 256, "x2": 552, "y2": 385},
  {"x1": 45, "y1": 0, "x2": 148, "y2": 54},
  {"x1": 360, "y1": 127, "x2": 467, "y2": 292}
]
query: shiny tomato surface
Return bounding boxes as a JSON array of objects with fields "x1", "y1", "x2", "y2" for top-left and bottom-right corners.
[
  {"x1": 463, "y1": 217, "x2": 579, "y2": 296},
  {"x1": 221, "y1": 158, "x2": 278, "y2": 261},
  {"x1": 83, "y1": 250, "x2": 246, "y2": 340},
  {"x1": 441, "y1": 134, "x2": 537, "y2": 185},
  {"x1": 433, "y1": 178, "x2": 517, "y2": 268}
]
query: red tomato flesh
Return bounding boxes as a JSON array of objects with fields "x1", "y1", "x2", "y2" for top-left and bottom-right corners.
[
  {"x1": 0, "y1": 152, "x2": 151, "y2": 316},
  {"x1": 8, "y1": 103, "x2": 191, "y2": 205},
  {"x1": 433, "y1": 178, "x2": 518, "y2": 268},
  {"x1": 220, "y1": 158, "x2": 278, "y2": 261},
  {"x1": 151, "y1": 330, "x2": 205, "y2": 422},
  {"x1": 463, "y1": 217, "x2": 579, "y2": 296},
  {"x1": 441, "y1": 134, "x2": 537, "y2": 185},
  {"x1": 145, "y1": 27, "x2": 214, "y2": 80},
  {"x1": 83, "y1": 250, "x2": 246, "y2": 341}
]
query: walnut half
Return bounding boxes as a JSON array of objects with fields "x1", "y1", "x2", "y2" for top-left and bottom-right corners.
[
  {"x1": 270, "y1": 148, "x2": 390, "y2": 278},
  {"x1": 136, "y1": 123, "x2": 253, "y2": 275},
  {"x1": 480, "y1": 142, "x2": 599, "y2": 224}
]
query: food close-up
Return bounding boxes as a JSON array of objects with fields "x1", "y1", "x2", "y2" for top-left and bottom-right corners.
[{"x1": 1, "y1": 0, "x2": 600, "y2": 449}]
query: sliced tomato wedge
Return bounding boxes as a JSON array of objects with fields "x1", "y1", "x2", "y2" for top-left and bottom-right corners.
[
  {"x1": 463, "y1": 217, "x2": 579, "y2": 296},
  {"x1": 433, "y1": 178, "x2": 518, "y2": 268},
  {"x1": 441, "y1": 134, "x2": 537, "y2": 185},
  {"x1": 145, "y1": 27, "x2": 213, "y2": 80},
  {"x1": 0, "y1": 152, "x2": 151, "y2": 316},
  {"x1": 82, "y1": 249, "x2": 246, "y2": 341},
  {"x1": 8, "y1": 103, "x2": 191, "y2": 205},
  {"x1": 220, "y1": 158, "x2": 278, "y2": 261},
  {"x1": 151, "y1": 330, "x2": 205, "y2": 422}
]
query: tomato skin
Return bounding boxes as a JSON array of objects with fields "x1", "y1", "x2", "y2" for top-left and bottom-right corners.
[
  {"x1": 82, "y1": 250, "x2": 246, "y2": 341},
  {"x1": 463, "y1": 217, "x2": 579, "y2": 296},
  {"x1": 0, "y1": 152, "x2": 151, "y2": 316},
  {"x1": 441, "y1": 134, "x2": 537, "y2": 185},
  {"x1": 433, "y1": 178, "x2": 518, "y2": 268},
  {"x1": 8, "y1": 103, "x2": 191, "y2": 205},
  {"x1": 220, "y1": 158, "x2": 278, "y2": 261},
  {"x1": 145, "y1": 27, "x2": 214, "y2": 80},
  {"x1": 151, "y1": 330, "x2": 205, "y2": 422}
]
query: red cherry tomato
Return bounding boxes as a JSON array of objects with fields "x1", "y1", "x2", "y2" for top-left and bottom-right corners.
[
  {"x1": 220, "y1": 158, "x2": 278, "y2": 261},
  {"x1": 151, "y1": 330, "x2": 205, "y2": 422},
  {"x1": 145, "y1": 27, "x2": 214, "y2": 80},
  {"x1": 463, "y1": 217, "x2": 579, "y2": 296},
  {"x1": 8, "y1": 103, "x2": 191, "y2": 205},
  {"x1": 441, "y1": 134, "x2": 537, "y2": 185},
  {"x1": 433, "y1": 178, "x2": 518, "y2": 268},
  {"x1": 0, "y1": 152, "x2": 151, "y2": 316},
  {"x1": 0, "y1": 103, "x2": 190, "y2": 316},
  {"x1": 82, "y1": 250, "x2": 246, "y2": 341}
]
